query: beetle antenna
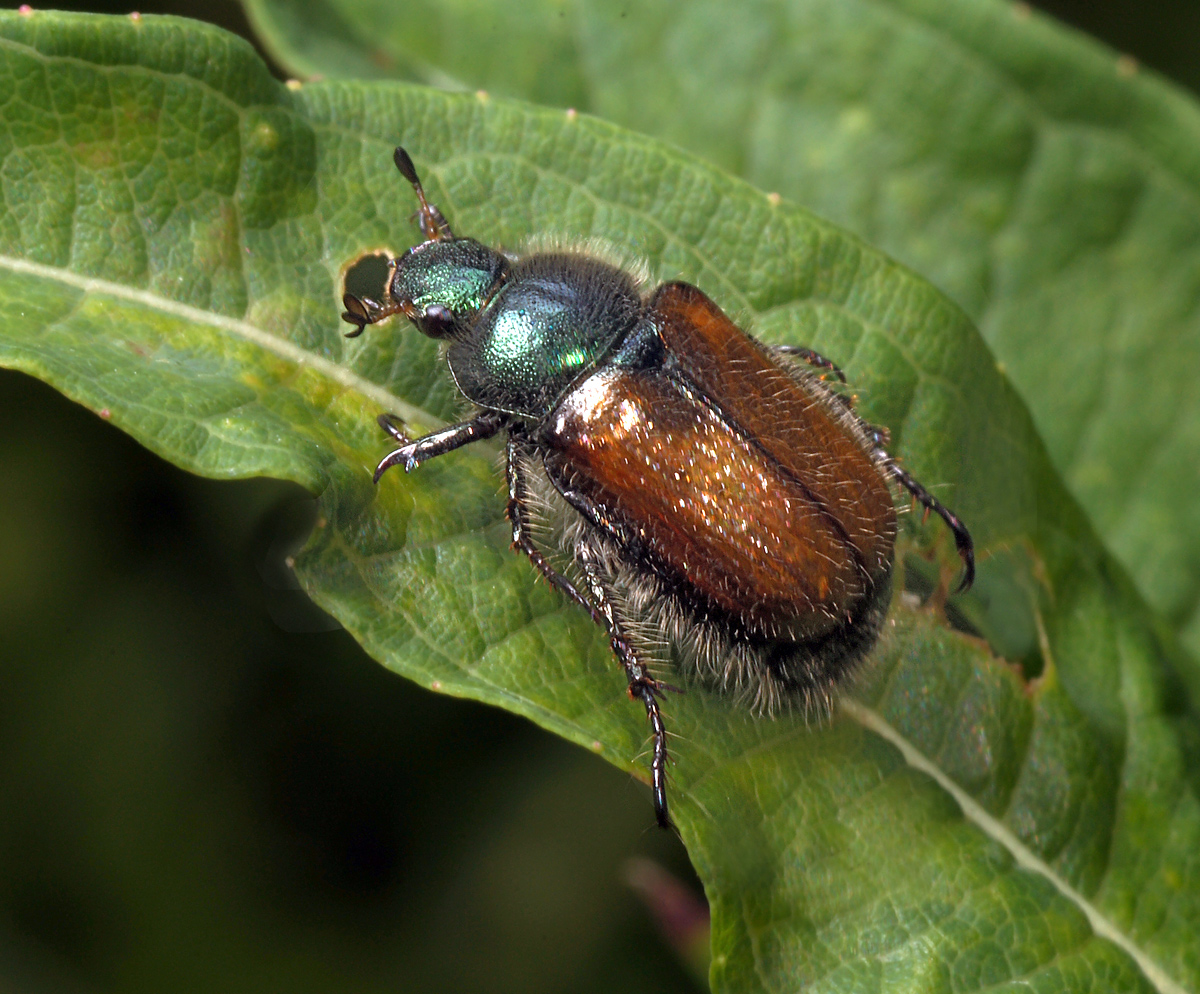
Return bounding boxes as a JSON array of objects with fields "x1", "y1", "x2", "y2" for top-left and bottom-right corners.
[{"x1": 394, "y1": 147, "x2": 455, "y2": 242}]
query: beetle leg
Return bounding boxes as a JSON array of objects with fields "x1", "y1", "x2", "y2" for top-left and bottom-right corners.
[
  {"x1": 506, "y1": 439, "x2": 671, "y2": 828},
  {"x1": 376, "y1": 413, "x2": 411, "y2": 446},
  {"x1": 858, "y1": 420, "x2": 891, "y2": 448},
  {"x1": 576, "y1": 543, "x2": 672, "y2": 830},
  {"x1": 505, "y1": 435, "x2": 606, "y2": 629},
  {"x1": 393, "y1": 147, "x2": 455, "y2": 242},
  {"x1": 771, "y1": 344, "x2": 847, "y2": 383},
  {"x1": 372, "y1": 410, "x2": 506, "y2": 482},
  {"x1": 548, "y1": 477, "x2": 644, "y2": 555},
  {"x1": 342, "y1": 292, "x2": 405, "y2": 338},
  {"x1": 772, "y1": 344, "x2": 857, "y2": 415},
  {"x1": 877, "y1": 453, "x2": 976, "y2": 594}
]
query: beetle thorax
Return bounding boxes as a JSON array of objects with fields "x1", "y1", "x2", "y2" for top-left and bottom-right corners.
[
  {"x1": 388, "y1": 238, "x2": 508, "y2": 334},
  {"x1": 447, "y1": 252, "x2": 647, "y2": 418}
]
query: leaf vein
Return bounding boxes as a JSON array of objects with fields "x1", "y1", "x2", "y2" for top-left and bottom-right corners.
[{"x1": 842, "y1": 698, "x2": 1188, "y2": 994}]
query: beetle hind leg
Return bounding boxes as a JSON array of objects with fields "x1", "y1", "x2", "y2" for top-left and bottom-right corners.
[
  {"x1": 772, "y1": 344, "x2": 858, "y2": 415},
  {"x1": 576, "y1": 543, "x2": 672, "y2": 830},
  {"x1": 506, "y1": 435, "x2": 672, "y2": 828},
  {"x1": 771, "y1": 344, "x2": 847, "y2": 383},
  {"x1": 880, "y1": 454, "x2": 976, "y2": 593}
]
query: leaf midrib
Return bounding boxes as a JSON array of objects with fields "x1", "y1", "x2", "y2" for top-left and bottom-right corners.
[
  {"x1": 840, "y1": 699, "x2": 1186, "y2": 994},
  {"x1": 0, "y1": 252, "x2": 438, "y2": 430}
]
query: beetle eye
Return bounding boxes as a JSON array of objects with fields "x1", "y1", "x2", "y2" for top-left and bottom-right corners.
[{"x1": 420, "y1": 304, "x2": 456, "y2": 338}]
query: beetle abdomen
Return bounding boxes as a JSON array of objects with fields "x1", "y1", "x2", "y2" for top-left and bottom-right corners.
[
  {"x1": 651, "y1": 281, "x2": 897, "y2": 580},
  {"x1": 540, "y1": 285, "x2": 898, "y2": 707},
  {"x1": 545, "y1": 362, "x2": 883, "y2": 640}
]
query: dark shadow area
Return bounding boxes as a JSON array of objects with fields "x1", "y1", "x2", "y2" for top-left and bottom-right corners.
[
  {"x1": 1034, "y1": 0, "x2": 1200, "y2": 94},
  {"x1": 0, "y1": 368, "x2": 701, "y2": 993}
]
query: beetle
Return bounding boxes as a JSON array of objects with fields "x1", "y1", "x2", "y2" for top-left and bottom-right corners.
[{"x1": 342, "y1": 147, "x2": 974, "y2": 828}]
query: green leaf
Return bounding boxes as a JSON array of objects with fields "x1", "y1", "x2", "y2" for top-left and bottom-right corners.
[
  {"x1": 1, "y1": 11, "x2": 1197, "y2": 992},
  {"x1": 242, "y1": 0, "x2": 1200, "y2": 657}
]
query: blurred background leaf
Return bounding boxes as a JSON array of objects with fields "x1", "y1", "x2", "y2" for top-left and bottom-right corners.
[{"x1": 1, "y1": 3, "x2": 1198, "y2": 993}]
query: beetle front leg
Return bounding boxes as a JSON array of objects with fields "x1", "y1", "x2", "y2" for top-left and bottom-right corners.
[{"x1": 372, "y1": 410, "x2": 507, "y2": 482}]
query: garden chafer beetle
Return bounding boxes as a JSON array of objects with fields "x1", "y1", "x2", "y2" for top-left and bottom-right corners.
[{"x1": 343, "y1": 147, "x2": 974, "y2": 828}]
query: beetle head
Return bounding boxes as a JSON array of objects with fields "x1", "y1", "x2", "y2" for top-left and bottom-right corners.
[{"x1": 342, "y1": 147, "x2": 507, "y2": 339}]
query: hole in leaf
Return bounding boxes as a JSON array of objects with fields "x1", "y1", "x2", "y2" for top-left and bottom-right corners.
[
  {"x1": 342, "y1": 252, "x2": 392, "y2": 304},
  {"x1": 903, "y1": 546, "x2": 1044, "y2": 681}
]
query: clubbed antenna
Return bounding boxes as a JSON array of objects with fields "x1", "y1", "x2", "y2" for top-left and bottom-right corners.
[{"x1": 394, "y1": 147, "x2": 454, "y2": 242}]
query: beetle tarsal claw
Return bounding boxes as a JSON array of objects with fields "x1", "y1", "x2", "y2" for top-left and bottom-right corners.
[
  {"x1": 377, "y1": 413, "x2": 410, "y2": 444},
  {"x1": 372, "y1": 448, "x2": 410, "y2": 483}
]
